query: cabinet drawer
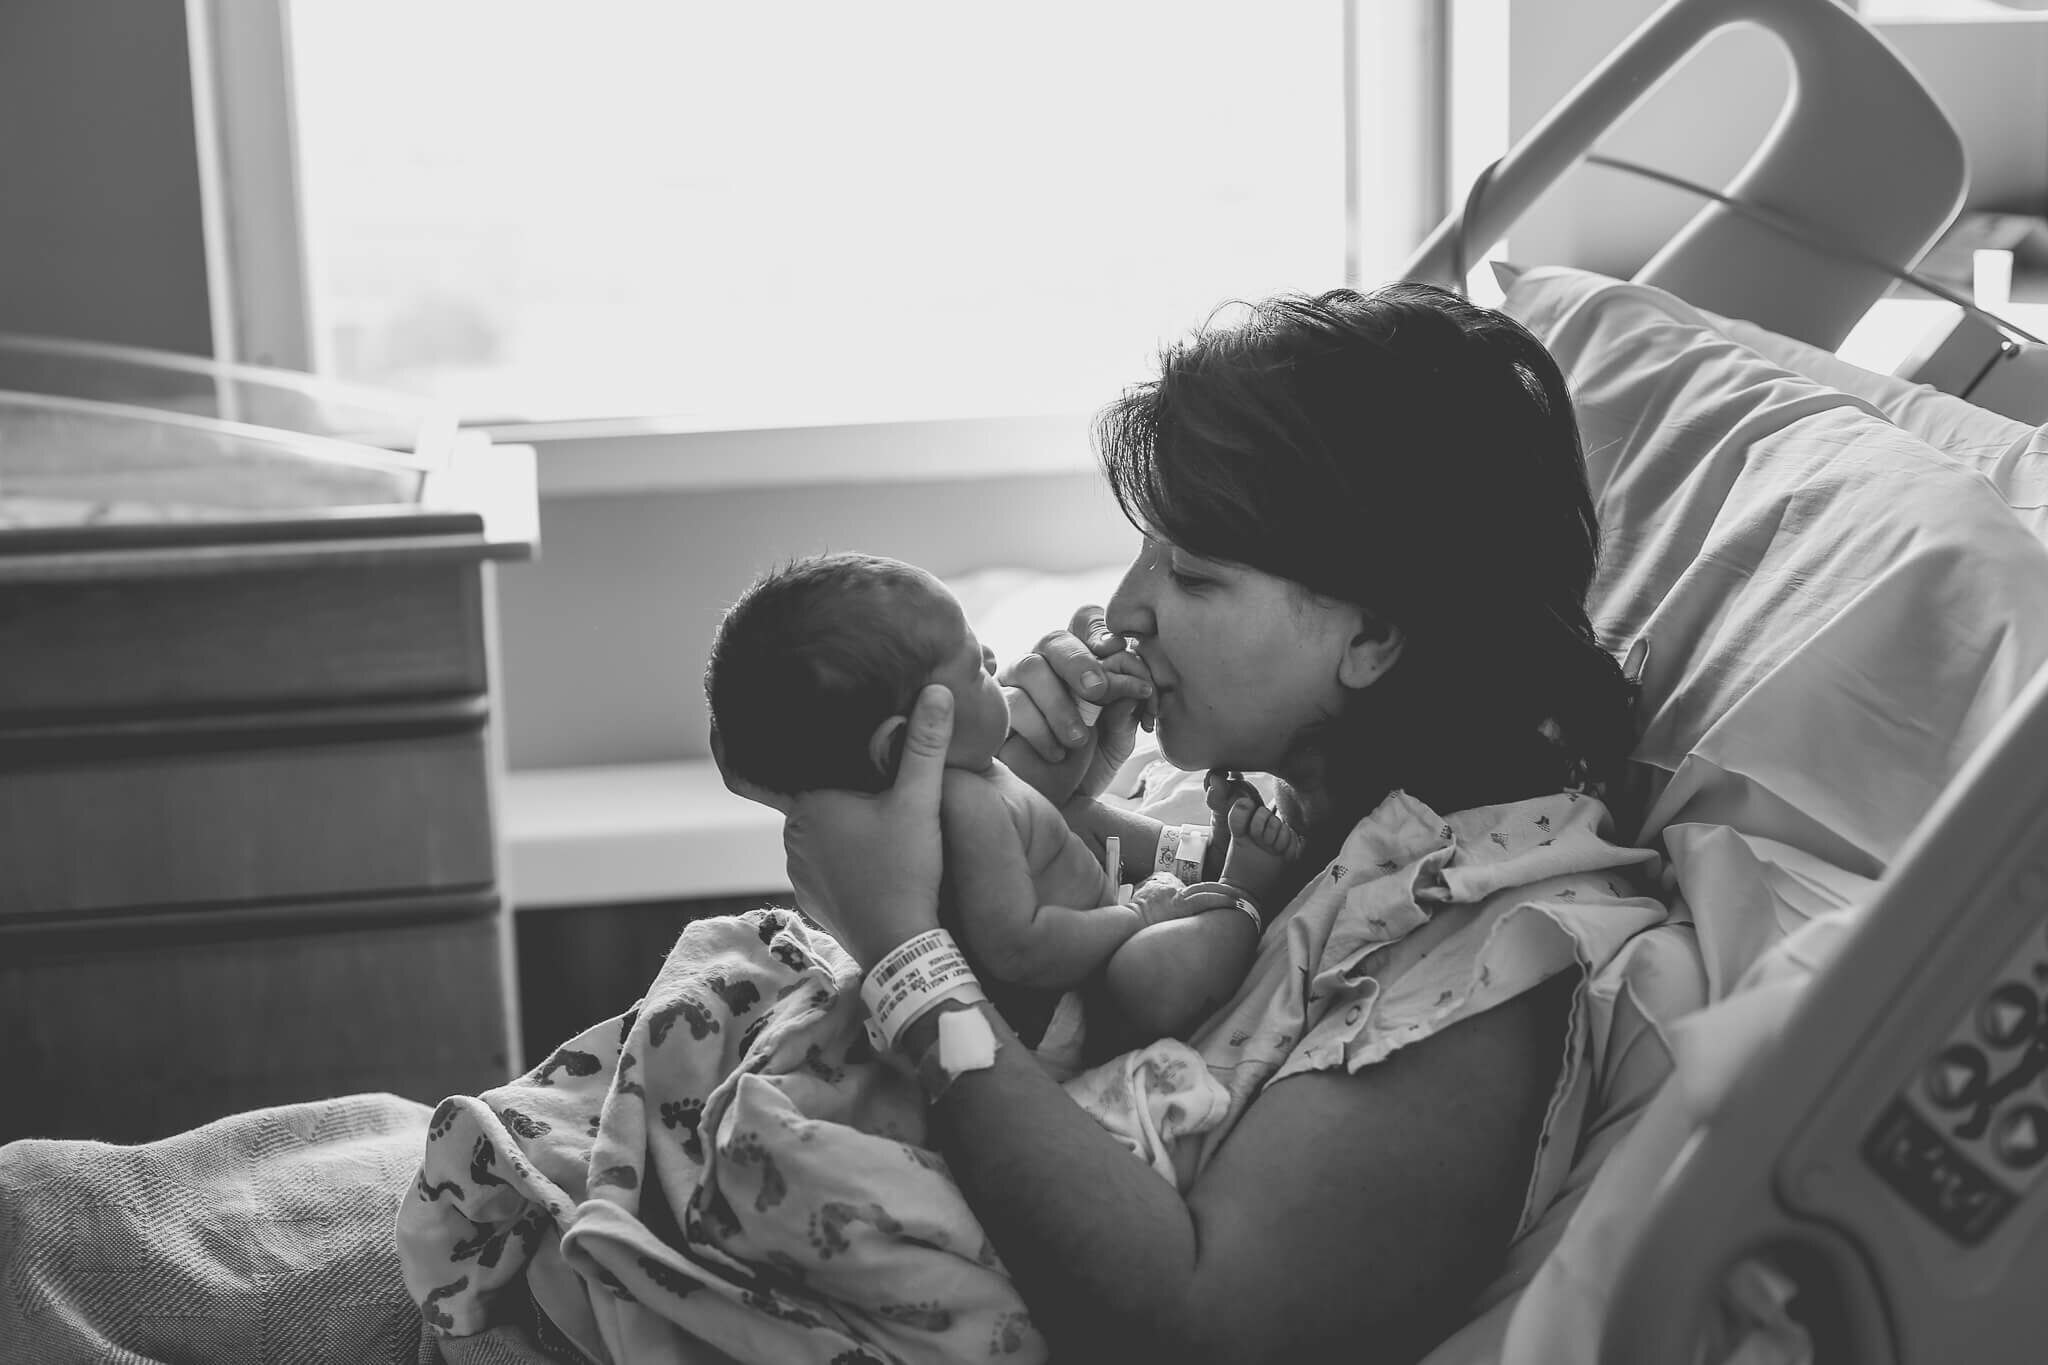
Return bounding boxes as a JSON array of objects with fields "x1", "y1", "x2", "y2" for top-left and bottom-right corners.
[
  {"x1": 0, "y1": 906, "x2": 512, "y2": 1144},
  {"x1": 0, "y1": 729, "x2": 495, "y2": 917},
  {"x1": 0, "y1": 560, "x2": 485, "y2": 720}
]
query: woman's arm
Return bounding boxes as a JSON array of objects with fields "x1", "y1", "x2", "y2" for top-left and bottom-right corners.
[
  {"x1": 765, "y1": 684, "x2": 1570, "y2": 1363},
  {"x1": 905, "y1": 972, "x2": 1572, "y2": 1364}
]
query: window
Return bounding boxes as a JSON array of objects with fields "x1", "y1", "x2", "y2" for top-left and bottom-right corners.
[{"x1": 278, "y1": 2, "x2": 1373, "y2": 428}]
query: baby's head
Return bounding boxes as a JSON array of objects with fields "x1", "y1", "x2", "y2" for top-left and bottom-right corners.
[{"x1": 705, "y1": 552, "x2": 1012, "y2": 796}]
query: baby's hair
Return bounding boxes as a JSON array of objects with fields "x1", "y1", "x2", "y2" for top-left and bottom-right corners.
[{"x1": 706, "y1": 552, "x2": 951, "y2": 795}]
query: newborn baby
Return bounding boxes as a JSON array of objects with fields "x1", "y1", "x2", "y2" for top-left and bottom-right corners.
[{"x1": 705, "y1": 551, "x2": 1301, "y2": 1060}]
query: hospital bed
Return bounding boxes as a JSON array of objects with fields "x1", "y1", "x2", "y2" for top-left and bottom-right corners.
[
  {"x1": 1383, "y1": 0, "x2": 2048, "y2": 1360},
  {"x1": 4, "y1": 0, "x2": 2046, "y2": 1360}
]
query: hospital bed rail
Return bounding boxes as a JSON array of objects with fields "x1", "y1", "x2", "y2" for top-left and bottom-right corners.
[{"x1": 1400, "y1": 0, "x2": 1965, "y2": 354}]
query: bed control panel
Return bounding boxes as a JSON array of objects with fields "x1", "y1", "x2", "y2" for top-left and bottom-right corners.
[
  {"x1": 1864, "y1": 935, "x2": 2048, "y2": 1246},
  {"x1": 1601, "y1": 658, "x2": 2048, "y2": 1365}
]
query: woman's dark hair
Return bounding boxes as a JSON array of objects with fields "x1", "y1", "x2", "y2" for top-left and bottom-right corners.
[
  {"x1": 706, "y1": 553, "x2": 949, "y2": 795},
  {"x1": 1097, "y1": 282, "x2": 1636, "y2": 843}
]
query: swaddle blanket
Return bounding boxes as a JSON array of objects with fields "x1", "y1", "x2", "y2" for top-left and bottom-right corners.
[{"x1": 396, "y1": 907, "x2": 1045, "y2": 1365}]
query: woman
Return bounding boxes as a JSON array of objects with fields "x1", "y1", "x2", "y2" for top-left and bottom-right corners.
[{"x1": 770, "y1": 283, "x2": 1656, "y2": 1363}]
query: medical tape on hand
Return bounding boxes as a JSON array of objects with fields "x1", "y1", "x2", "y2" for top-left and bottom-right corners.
[
  {"x1": 1074, "y1": 697, "x2": 1102, "y2": 727},
  {"x1": 1176, "y1": 881, "x2": 1265, "y2": 936},
  {"x1": 1154, "y1": 822, "x2": 1211, "y2": 884},
  {"x1": 860, "y1": 928, "x2": 988, "y2": 1052}
]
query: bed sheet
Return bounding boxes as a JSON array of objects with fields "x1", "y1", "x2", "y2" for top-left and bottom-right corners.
[{"x1": 1439, "y1": 266, "x2": 2048, "y2": 1365}]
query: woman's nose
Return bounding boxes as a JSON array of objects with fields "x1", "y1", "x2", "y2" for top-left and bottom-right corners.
[{"x1": 1106, "y1": 552, "x2": 1154, "y2": 638}]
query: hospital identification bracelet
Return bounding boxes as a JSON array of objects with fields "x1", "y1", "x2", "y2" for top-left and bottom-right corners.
[
  {"x1": 859, "y1": 928, "x2": 988, "y2": 1053},
  {"x1": 1176, "y1": 881, "x2": 1265, "y2": 936},
  {"x1": 1155, "y1": 822, "x2": 1212, "y2": 884}
]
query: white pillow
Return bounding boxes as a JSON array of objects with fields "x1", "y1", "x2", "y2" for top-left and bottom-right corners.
[
  {"x1": 1708, "y1": 309, "x2": 2048, "y2": 537},
  {"x1": 1504, "y1": 266, "x2": 2048, "y2": 990}
]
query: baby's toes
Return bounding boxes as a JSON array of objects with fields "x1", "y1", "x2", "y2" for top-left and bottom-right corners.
[
  {"x1": 1227, "y1": 794, "x2": 1262, "y2": 841},
  {"x1": 1247, "y1": 806, "x2": 1302, "y2": 857}
]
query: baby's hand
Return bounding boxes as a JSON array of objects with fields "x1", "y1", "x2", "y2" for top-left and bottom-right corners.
[{"x1": 1129, "y1": 873, "x2": 1202, "y2": 928}]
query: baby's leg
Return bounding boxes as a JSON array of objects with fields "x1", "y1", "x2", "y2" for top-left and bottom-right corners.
[
  {"x1": 1202, "y1": 769, "x2": 1258, "y2": 878},
  {"x1": 1218, "y1": 789, "x2": 1304, "y2": 910}
]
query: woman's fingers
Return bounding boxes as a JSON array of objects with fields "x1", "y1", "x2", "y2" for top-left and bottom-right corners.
[
  {"x1": 996, "y1": 607, "x2": 1153, "y2": 763},
  {"x1": 892, "y1": 684, "x2": 953, "y2": 820},
  {"x1": 1067, "y1": 604, "x2": 1125, "y2": 658}
]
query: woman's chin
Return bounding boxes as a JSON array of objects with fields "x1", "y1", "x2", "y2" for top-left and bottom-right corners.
[{"x1": 1151, "y1": 723, "x2": 1219, "y2": 774}]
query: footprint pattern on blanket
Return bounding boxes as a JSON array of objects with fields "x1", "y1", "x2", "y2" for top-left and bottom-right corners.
[
  {"x1": 806, "y1": 1200, "x2": 903, "y2": 1259},
  {"x1": 469, "y1": 1138, "x2": 508, "y2": 1189},
  {"x1": 591, "y1": 1164, "x2": 640, "y2": 1192},
  {"x1": 531, "y1": 1046, "x2": 603, "y2": 1086},
  {"x1": 637, "y1": 1254, "x2": 704, "y2": 1300},
  {"x1": 706, "y1": 972, "x2": 762, "y2": 1016},
  {"x1": 428, "y1": 1099, "x2": 460, "y2": 1140},
  {"x1": 648, "y1": 995, "x2": 720, "y2": 1046},
  {"x1": 419, "y1": 1277, "x2": 468, "y2": 1331},
  {"x1": 660, "y1": 1098, "x2": 707, "y2": 1162},
  {"x1": 990, "y1": 1309, "x2": 1035, "y2": 1355},
  {"x1": 727, "y1": 1131, "x2": 788, "y2": 1211},
  {"x1": 416, "y1": 1171, "x2": 463, "y2": 1202},
  {"x1": 496, "y1": 1106, "x2": 550, "y2": 1139},
  {"x1": 875, "y1": 1299, "x2": 955, "y2": 1331}
]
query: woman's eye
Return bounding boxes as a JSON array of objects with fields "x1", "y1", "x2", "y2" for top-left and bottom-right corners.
[{"x1": 1168, "y1": 569, "x2": 1210, "y2": 591}]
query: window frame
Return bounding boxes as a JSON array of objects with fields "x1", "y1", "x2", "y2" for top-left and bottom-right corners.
[{"x1": 193, "y1": 0, "x2": 1452, "y2": 495}]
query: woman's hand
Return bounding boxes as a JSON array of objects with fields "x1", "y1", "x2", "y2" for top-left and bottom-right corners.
[
  {"x1": 714, "y1": 684, "x2": 955, "y2": 970},
  {"x1": 999, "y1": 606, "x2": 1153, "y2": 804}
]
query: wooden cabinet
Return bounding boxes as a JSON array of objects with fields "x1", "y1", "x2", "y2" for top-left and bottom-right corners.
[{"x1": 0, "y1": 363, "x2": 535, "y2": 1143}]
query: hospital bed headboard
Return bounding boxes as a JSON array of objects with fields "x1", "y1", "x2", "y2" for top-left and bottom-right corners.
[{"x1": 1402, "y1": 0, "x2": 1966, "y2": 352}]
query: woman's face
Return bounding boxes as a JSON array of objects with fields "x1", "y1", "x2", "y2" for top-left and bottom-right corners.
[{"x1": 1105, "y1": 537, "x2": 1363, "y2": 776}]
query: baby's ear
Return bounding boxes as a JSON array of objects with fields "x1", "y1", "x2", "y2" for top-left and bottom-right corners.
[{"x1": 867, "y1": 714, "x2": 910, "y2": 783}]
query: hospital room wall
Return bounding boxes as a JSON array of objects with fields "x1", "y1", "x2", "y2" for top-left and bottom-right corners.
[
  {"x1": 6, "y1": 1, "x2": 2041, "y2": 772},
  {"x1": 495, "y1": 479, "x2": 1138, "y2": 770},
  {"x1": 1507, "y1": 1, "x2": 2048, "y2": 276}
]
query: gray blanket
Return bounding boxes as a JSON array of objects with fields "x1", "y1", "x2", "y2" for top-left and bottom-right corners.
[{"x1": 0, "y1": 1092, "x2": 580, "y2": 1365}]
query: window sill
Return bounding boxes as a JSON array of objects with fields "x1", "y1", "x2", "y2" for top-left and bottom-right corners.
[
  {"x1": 504, "y1": 760, "x2": 790, "y2": 910},
  {"x1": 481, "y1": 412, "x2": 1100, "y2": 498}
]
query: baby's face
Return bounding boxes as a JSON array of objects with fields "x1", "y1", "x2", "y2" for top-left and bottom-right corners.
[{"x1": 921, "y1": 586, "x2": 1012, "y2": 772}]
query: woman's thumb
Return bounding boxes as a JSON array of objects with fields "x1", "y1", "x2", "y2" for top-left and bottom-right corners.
[{"x1": 896, "y1": 683, "x2": 954, "y2": 790}]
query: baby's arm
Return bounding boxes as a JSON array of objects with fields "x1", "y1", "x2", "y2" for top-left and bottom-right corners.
[{"x1": 942, "y1": 769, "x2": 1145, "y2": 990}]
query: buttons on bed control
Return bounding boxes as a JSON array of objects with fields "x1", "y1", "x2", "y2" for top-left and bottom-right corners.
[
  {"x1": 1872, "y1": 922, "x2": 2048, "y2": 1243},
  {"x1": 1925, "y1": 1045, "x2": 1988, "y2": 1109},
  {"x1": 1980, "y1": 984, "x2": 2039, "y2": 1048},
  {"x1": 1993, "y1": 1105, "x2": 2048, "y2": 1169}
]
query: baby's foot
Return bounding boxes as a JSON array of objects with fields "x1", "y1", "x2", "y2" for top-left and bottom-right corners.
[
  {"x1": 1219, "y1": 790, "x2": 1305, "y2": 910},
  {"x1": 1204, "y1": 769, "x2": 1258, "y2": 877}
]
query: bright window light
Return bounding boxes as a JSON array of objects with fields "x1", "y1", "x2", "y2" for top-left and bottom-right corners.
[{"x1": 286, "y1": 2, "x2": 1351, "y2": 426}]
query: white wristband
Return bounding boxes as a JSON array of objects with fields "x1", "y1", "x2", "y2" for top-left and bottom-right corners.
[
  {"x1": 860, "y1": 929, "x2": 988, "y2": 1052},
  {"x1": 1155, "y1": 822, "x2": 1210, "y2": 884},
  {"x1": 1177, "y1": 880, "x2": 1265, "y2": 935}
]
